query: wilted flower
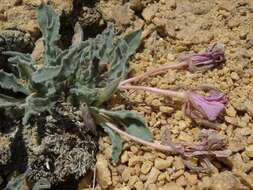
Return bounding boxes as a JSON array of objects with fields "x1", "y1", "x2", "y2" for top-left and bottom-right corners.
[
  {"x1": 184, "y1": 89, "x2": 226, "y2": 121},
  {"x1": 180, "y1": 43, "x2": 225, "y2": 72}
]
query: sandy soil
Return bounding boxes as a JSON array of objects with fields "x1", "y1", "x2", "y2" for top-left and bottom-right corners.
[
  {"x1": 0, "y1": 0, "x2": 253, "y2": 190},
  {"x1": 94, "y1": 0, "x2": 253, "y2": 190}
]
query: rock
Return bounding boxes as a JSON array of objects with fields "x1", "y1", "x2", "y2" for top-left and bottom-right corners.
[
  {"x1": 128, "y1": 175, "x2": 139, "y2": 188},
  {"x1": 115, "y1": 187, "x2": 130, "y2": 190},
  {"x1": 146, "y1": 183, "x2": 158, "y2": 190},
  {"x1": 23, "y1": 0, "x2": 73, "y2": 16},
  {"x1": 234, "y1": 170, "x2": 253, "y2": 190},
  {"x1": 245, "y1": 145, "x2": 253, "y2": 158},
  {"x1": 129, "y1": 0, "x2": 143, "y2": 12},
  {"x1": 0, "y1": 0, "x2": 73, "y2": 39},
  {"x1": 134, "y1": 180, "x2": 144, "y2": 190},
  {"x1": 0, "y1": 30, "x2": 34, "y2": 63},
  {"x1": 128, "y1": 156, "x2": 141, "y2": 166},
  {"x1": 77, "y1": 6, "x2": 102, "y2": 29},
  {"x1": 112, "y1": 4, "x2": 133, "y2": 26},
  {"x1": 159, "y1": 182, "x2": 184, "y2": 190},
  {"x1": 141, "y1": 160, "x2": 153, "y2": 174},
  {"x1": 159, "y1": 106, "x2": 174, "y2": 114},
  {"x1": 208, "y1": 171, "x2": 249, "y2": 190},
  {"x1": 142, "y1": 4, "x2": 158, "y2": 22},
  {"x1": 244, "y1": 100, "x2": 253, "y2": 117},
  {"x1": 154, "y1": 158, "x2": 173, "y2": 170},
  {"x1": 121, "y1": 151, "x2": 129, "y2": 163},
  {"x1": 122, "y1": 168, "x2": 132, "y2": 182},
  {"x1": 185, "y1": 173, "x2": 198, "y2": 186},
  {"x1": 96, "y1": 154, "x2": 112, "y2": 189},
  {"x1": 146, "y1": 167, "x2": 160, "y2": 185},
  {"x1": 174, "y1": 157, "x2": 185, "y2": 170},
  {"x1": 231, "y1": 72, "x2": 240, "y2": 80}
]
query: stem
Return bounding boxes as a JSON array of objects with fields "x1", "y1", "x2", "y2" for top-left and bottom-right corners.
[
  {"x1": 105, "y1": 122, "x2": 181, "y2": 153},
  {"x1": 120, "y1": 61, "x2": 188, "y2": 86},
  {"x1": 119, "y1": 85, "x2": 187, "y2": 100}
]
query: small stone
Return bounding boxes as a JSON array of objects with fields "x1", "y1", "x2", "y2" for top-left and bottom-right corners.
[
  {"x1": 112, "y1": 4, "x2": 133, "y2": 26},
  {"x1": 154, "y1": 158, "x2": 173, "y2": 170},
  {"x1": 226, "y1": 106, "x2": 237, "y2": 117},
  {"x1": 208, "y1": 171, "x2": 248, "y2": 190},
  {"x1": 174, "y1": 157, "x2": 185, "y2": 170},
  {"x1": 234, "y1": 170, "x2": 253, "y2": 189},
  {"x1": 185, "y1": 173, "x2": 198, "y2": 185},
  {"x1": 96, "y1": 154, "x2": 112, "y2": 189},
  {"x1": 142, "y1": 4, "x2": 158, "y2": 22},
  {"x1": 141, "y1": 160, "x2": 153, "y2": 174},
  {"x1": 159, "y1": 106, "x2": 174, "y2": 114},
  {"x1": 244, "y1": 100, "x2": 253, "y2": 117},
  {"x1": 121, "y1": 151, "x2": 129, "y2": 163},
  {"x1": 146, "y1": 183, "x2": 158, "y2": 190},
  {"x1": 159, "y1": 182, "x2": 184, "y2": 190},
  {"x1": 146, "y1": 167, "x2": 160, "y2": 184},
  {"x1": 245, "y1": 145, "x2": 253, "y2": 158},
  {"x1": 128, "y1": 156, "x2": 141, "y2": 166},
  {"x1": 134, "y1": 181, "x2": 144, "y2": 190},
  {"x1": 115, "y1": 187, "x2": 130, "y2": 190},
  {"x1": 128, "y1": 175, "x2": 139, "y2": 187},
  {"x1": 231, "y1": 72, "x2": 240, "y2": 80},
  {"x1": 129, "y1": 0, "x2": 143, "y2": 12},
  {"x1": 122, "y1": 168, "x2": 132, "y2": 182},
  {"x1": 176, "y1": 175, "x2": 187, "y2": 187}
]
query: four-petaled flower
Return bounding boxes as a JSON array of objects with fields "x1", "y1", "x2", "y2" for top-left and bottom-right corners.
[
  {"x1": 184, "y1": 89, "x2": 226, "y2": 121},
  {"x1": 180, "y1": 43, "x2": 225, "y2": 72}
]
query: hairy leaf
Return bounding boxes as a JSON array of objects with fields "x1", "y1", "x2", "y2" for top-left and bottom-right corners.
[
  {"x1": 0, "y1": 93, "x2": 24, "y2": 107},
  {"x1": 4, "y1": 174, "x2": 27, "y2": 190},
  {"x1": 98, "y1": 109, "x2": 153, "y2": 142},
  {"x1": 32, "y1": 178, "x2": 51, "y2": 190},
  {"x1": 23, "y1": 96, "x2": 55, "y2": 125},
  {"x1": 0, "y1": 70, "x2": 29, "y2": 95},
  {"x1": 100, "y1": 123, "x2": 123, "y2": 163},
  {"x1": 37, "y1": 3, "x2": 61, "y2": 65}
]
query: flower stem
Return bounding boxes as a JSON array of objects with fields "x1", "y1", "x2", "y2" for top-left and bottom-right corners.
[
  {"x1": 119, "y1": 85, "x2": 187, "y2": 100},
  {"x1": 105, "y1": 122, "x2": 180, "y2": 153},
  {"x1": 120, "y1": 61, "x2": 188, "y2": 86}
]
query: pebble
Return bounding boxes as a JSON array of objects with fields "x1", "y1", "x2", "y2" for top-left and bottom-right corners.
[
  {"x1": 141, "y1": 160, "x2": 153, "y2": 174},
  {"x1": 128, "y1": 156, "x2": 141, "y2": 167},
  {"x1": 146, "y1": 167, "x2": 160, "y2": 185},
  {"x1": 207, "y1": 171, "x2": 248, "y2": 190},
  {"x1": 96, "y1": 154, "x2": 112, "y2": 189},
  {"x1": 121, "y1": 151, "x2": 129, "y2": 163},
  {"x1": 159, "y1": 182, "x2": 184, "y2": 190},
  {"x1": 245, "y1": 145, "x2": 253, "y2": 158},
  {"x1": 173, "y1": 157, "x2": 185, "y2": 170},
  {"x1": 154, "y1": 158, "x2": 173, "y2": 170},
  {"x1": 142, "y1": 4, "x2": 158, "y2": 22},
  {"x1": 231, "y1": 72, "x2": 240, "y2": 80},
  {"x1": 134, "y1": 181, "x2": 144, "y2": 190},
  {"x1": 122, "y1": 168, "x2": 132, "y2": 182}
]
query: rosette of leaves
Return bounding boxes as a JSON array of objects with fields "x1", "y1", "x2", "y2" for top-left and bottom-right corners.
[{"x1": 0, "y1": 3, "x2": 153, "y2": 163}]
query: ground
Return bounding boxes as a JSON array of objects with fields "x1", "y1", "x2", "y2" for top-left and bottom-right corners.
[
  {"x1": 0, "y1": 0, "x2": 253, "y2": 190},
  {"x1": 94, "y1": 0, "x2": 253, "y2": 190}
]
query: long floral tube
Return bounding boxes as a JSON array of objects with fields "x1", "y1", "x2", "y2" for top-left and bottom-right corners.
[
  {"x1": 105, "y1": 122, "x2": 179, "y2": 153},
  {"x1": 120, "y1": 43, "x2": 225, "y2": 86},
  {"x1": 120, "y1": 62, "x2": 188, "y2": 86},
  {"x1": 119, "y1": 85, "x2": 226, "y2": 122},
  {"x1": 119, "y1": 85, "x2": 187, "y2": 100},
  {"x1": 105, "y1": 122, "x2": 231, "y2": 158}
]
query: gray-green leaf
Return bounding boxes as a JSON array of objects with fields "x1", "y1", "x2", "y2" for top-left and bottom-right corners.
[
  {"x1": 99, "y1": 109, "x2": 153, "y2": 142},
  {"x1": 100, "y1": 123, "x2": 123, "y2": 163},
  {"x1": 0, "y1": 70, "x2": 29, "y2": 95}
]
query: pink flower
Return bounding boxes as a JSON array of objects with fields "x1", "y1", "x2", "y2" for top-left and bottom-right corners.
[
  {"x1": 184, "y1": 89, "x2": 226, "y2": 121},
  {"x1": 180, "y1": 43, "x2": 225, "y2": 72}
]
